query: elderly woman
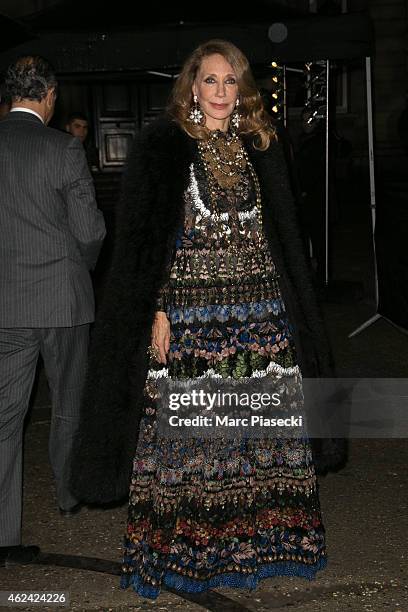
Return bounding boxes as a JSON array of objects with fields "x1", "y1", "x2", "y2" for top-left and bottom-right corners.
[{"x1": 71, "y1": 39, "x2": 340, "y2": 599}]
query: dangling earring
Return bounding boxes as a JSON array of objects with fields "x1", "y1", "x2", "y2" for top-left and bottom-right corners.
[
  {"x1": 230, "y1": 97, "x2": 241, "y2": 131},
  {"x1": 188, "y1": 94, "x2": 204, "y2": 125}
]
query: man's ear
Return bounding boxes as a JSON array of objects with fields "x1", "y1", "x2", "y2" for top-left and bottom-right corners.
[{"x1": 45, "y1": 88, "x2": 55, "y2": 108}]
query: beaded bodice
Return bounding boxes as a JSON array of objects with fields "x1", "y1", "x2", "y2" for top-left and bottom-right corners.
[{"x1": 157, "y1": 133, "x2": 281, "y2": 312}]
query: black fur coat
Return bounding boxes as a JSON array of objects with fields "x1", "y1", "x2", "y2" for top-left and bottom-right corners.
[{"x1": 70, "y1": 116, "x2": 344, "y2": 505}]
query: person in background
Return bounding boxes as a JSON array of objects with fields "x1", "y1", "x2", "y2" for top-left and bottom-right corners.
[
  {"x1": 0, "y1": 55, "x2": 106, "y2": 567},
  {"x1": 66, "y1": 111, "x2": 99, "y2": 171}
]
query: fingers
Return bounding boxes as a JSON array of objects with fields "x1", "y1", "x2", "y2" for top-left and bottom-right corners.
[
  {"x1": 151, "y1": 313, "x2": 170, "y2": 365},
  {"x1": 158, "y1": 330, "x2": 170, "y2": 364},
  {"x1": 151, "y1": 337, "x2": 166, "y2": 364},
  {"x1": 158, "y1": 343, "x2": 167, "y2": 365},
  {"x1": 155, "y1": 330, "x2": 170, "y2": 364}
]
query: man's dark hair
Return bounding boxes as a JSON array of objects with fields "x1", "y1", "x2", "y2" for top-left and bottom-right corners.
[
  {"x1": 5, "y1": 55, "x2": 57, "y2": 102},
  {"x1": 66, "y1": 111, "x2": 88, "y2": 124}
]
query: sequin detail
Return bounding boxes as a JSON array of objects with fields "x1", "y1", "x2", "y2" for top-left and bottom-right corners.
[{"x1": 123, "y1": 137, "x2": 326, "y2": 598}]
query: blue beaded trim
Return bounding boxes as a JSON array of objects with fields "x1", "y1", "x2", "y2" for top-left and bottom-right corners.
[
  {"x1": 168, "y1": 299, "x2": 286, "y2": 325},
  {"x1": 121, "y1": 557, "x2": 327, "y2": 600}
]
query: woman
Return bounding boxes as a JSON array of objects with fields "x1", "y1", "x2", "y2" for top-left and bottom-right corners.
[{"x1": 71, "y1": 40, "x2": 339, "y2": 598}]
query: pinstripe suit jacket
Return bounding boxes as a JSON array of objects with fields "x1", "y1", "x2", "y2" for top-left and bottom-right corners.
[{"x1": 0, "y1": 111, "x2": 106, "y2": 327}]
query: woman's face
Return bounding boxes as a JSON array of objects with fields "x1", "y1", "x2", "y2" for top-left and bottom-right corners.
[{"x1": 192, "y1": 53, "x2": 239, "y2": 131}]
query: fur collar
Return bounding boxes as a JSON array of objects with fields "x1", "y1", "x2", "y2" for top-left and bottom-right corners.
[{"x1": 69, "y1": 115, "x2": 341, "y2": 505}]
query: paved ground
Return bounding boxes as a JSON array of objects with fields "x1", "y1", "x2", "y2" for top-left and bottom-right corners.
[
  {"x1": 1, "y1": 369, "x2": 408, "y2": 611},
  {"x1": 1, "y1": 185, "x2": 408, "y2": 610}
]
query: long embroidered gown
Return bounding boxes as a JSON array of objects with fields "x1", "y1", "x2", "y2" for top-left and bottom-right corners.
[{"x1": 121, "y1": 130, "x2": 327, "y2": 598}]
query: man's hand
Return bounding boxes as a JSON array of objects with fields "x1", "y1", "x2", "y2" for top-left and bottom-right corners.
[{"x1": 151, "y1": 311, "x2": 170, "y2": 364}]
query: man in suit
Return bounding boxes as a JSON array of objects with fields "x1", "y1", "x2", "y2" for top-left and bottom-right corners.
[{"x1": 0, "y1": 56, "x2": 106, "y2": 566}]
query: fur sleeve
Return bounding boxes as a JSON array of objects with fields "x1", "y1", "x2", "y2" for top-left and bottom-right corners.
[
  {"x1": 266, "y1": 139, "x2": 334, "y2": 376},
  {"x1": 69, "y1": 118, "x2": 184, "y2": 503}
]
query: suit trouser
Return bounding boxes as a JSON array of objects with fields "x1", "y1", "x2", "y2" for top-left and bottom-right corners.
[{"x1": 0, "y1": 325, "x2": 90, "y2": 546}]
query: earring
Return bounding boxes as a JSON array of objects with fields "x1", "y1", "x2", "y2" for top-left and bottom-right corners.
[
  {"x1": 188, "y1": 94, "x2": 204, "y2": 125},
  {"x1": 230, "y1": 97, "x2": 241, "y2": 131}
]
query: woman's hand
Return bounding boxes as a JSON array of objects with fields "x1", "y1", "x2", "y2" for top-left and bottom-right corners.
[{"x1": 151, "y1": 311, "x2": 170, "y2": 364}]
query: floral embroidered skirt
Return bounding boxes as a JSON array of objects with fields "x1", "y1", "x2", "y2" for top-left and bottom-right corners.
[{"x1": 121, "y1": 297, "x2": 327, "y2": 599}]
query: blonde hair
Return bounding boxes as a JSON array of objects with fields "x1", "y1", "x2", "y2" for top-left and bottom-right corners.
[{"x1": 167, "y1": 39, "x2": 276, "y2": 150}]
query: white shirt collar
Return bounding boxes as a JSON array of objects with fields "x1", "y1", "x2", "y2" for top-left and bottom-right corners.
[{"x1": 10, "y1": 107, "x2": 44, "y2": 123}]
